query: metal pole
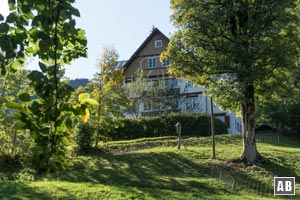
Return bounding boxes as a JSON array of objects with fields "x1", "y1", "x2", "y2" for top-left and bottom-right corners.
[{"x1": 210, "y1": 98, "x2": 216, "y2": 159}]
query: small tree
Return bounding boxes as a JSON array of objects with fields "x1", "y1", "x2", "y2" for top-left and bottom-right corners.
[
  {"x1": 0, "y1": 69, "x2": 33, "y2": 159},
  {"x1": 87, "y1": 46, "x2": 130, "y2": 148},
  {"x1": 124, "y1": 68, "x2": 148, "y2": 117},
  {"x1": 180, "y1": 81, "x2": 203, "y2": 114},
  {"x1": 2, "y1": 0, "x2": 91, "y2": 174},
  {"x1": 125, "y1": 69, "x2": 180, "y2": 117}
]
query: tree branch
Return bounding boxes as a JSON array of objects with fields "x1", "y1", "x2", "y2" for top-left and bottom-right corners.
[{"x1": 53, "y1": 0, "x2": 62, "y2": 133}]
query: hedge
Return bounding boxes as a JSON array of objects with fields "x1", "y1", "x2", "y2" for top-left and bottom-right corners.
[{"x1": 110, "y1": 113, "x2": 228, "y2": 140}]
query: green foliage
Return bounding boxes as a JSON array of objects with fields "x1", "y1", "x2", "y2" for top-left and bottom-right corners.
[
  {"x1": 163, "y1": 0, "x2": 300, "y2": 111},
  {"x1": 125, "y1": 68, "x2": 180, "y2": 116},
  {"x1": 257, "y1": 101, "x2": 300, "y2": 133},
  {"x1": 13, "y1": 77, "x2": 97, "y2": 174},
  {"x1": 111, "y1": 114, "x2": 227, "y2": 140},
  {"x1": 162, "y1": 0, "x2": 300, "y2": 162},
  {"x1": 0, "y1": 69, "x2": 33, "y2": 159},
  {"x1": 86, "y1": 46, "x2": 131, "y2": 147},
  {"x1": 0, "y1": 11, "x2": 27, "y2": 75},
  {"x1": 124, "y1": 68, "x2": 149, "y2": 116},
  {"x1": 256, "y1": 68, "x2": 300, "y2": 133},
  {"x1": 75, "y1": 123, "x2": 95, "y2": 154},
  {"x1": 0, "y1": 0, "x2": 89, "y2": 174}
]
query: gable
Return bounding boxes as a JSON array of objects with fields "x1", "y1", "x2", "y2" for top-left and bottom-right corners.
[
  {"x1": 138, "y1": 33, "x2": 169, "y2": 57},
  {"x1": 122, "y1": 28, "x2": 170, "y2": 80}
]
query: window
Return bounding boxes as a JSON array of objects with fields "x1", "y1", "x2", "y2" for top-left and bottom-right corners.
[
  {"x1": 187, "y1": 96, "x2": 198, "y2": 109},
  {"x1": 155, "y1": 40, "x2": 162, "y2": 48},
  {"x1": 144, "y1": 100, "x2": 152, "y2": 111},
  {"x1": 165, "y1": 78, "x2": 178, "y2": 88},
  {"x1": 235, "y1": 121, "x2": 241, "y2": 132},
  {"x1": 169, "y1": 98, "x2": 178, "y2": 109},
  {"x1": 162, "y1": 98, "x2": 178, "y2": 110},
  {"x1": 152, "y1": 99, "x2": 160, "y2": 110},
  {"x1": 162, "y1": 59, "x2": 170, "y2": 67},
  {"x1": 148, "y1": 57, "x2": 156, "y2": 68},
  {"x1": 187, "y1": 81, "x2": 193, "y2": 88}
]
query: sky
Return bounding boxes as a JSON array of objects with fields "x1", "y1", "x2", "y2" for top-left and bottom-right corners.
[{"x1": 0, "y1": 0, "x2": 175, "y2": 79}]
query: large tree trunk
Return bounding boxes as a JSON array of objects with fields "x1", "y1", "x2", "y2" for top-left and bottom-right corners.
[{"x1": 240, "y1": 84, "x2": 259, "y2": 163}]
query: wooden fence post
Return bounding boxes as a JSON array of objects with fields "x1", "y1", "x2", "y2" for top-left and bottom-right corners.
[
  {"x1": 175, "y1": 122, "x2": 186, "y2": 149},
  {"x1": 175, "y1": 122, "x2": 181, "y2": 149}
]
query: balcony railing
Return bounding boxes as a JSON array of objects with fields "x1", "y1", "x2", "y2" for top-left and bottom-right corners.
[{"x1": 142, "y1": 88, "x2": 180, "y2": 97}]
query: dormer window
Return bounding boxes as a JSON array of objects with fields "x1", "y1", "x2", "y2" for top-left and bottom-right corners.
[{"x1": 155, "y1": 40, "x2": 162, "y2": 48}]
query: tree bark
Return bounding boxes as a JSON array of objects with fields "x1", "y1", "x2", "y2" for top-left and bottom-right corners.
[{"x1": 240, "y1": 84, "x2": 258, "y2": 163}]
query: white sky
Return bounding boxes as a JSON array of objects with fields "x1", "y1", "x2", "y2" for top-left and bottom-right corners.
[
  {"x1": 0, "y1": 0, "x2": 8, "y2": 16},
  {"x1": 0, "y1": 0, "x2": 174, "y2": 79}
]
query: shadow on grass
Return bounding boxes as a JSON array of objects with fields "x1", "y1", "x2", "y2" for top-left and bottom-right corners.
[
  {"x1": 49, "y1": 153, "x2": 223, "y2": 193},
  {"x1": 218, "y1": 151, "x2": 300, "y2": 197},
  {"x1": 0, "y1": 181, "x2": 50, "y2": 200},
  {"x1": 259, "y1": 157, "x2": 299, "y2": 182},
  {"x1": 49, "y1": 151, "x2": 231, "y2": 195},
  {"x1": 0, "y1": 181, "x2": 88, "y2": 200}
]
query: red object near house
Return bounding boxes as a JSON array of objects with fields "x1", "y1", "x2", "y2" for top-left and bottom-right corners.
[{"x1": 225, "y1": 116, "x2": 230, "y2": 128}]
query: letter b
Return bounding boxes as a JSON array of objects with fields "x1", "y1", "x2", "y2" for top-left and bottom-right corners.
[{"x1": 285, "y1": 181, "x2": 292, "y2": 191}]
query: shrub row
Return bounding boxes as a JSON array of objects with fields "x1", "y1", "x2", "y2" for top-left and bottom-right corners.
[{"x1": 110, "y1": 114, "x2": 228, "y2": 140}]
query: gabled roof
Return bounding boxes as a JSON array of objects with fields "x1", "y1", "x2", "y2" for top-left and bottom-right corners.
[{"x1": 122, "y1": 28, "x2": 170, "y2": 70}]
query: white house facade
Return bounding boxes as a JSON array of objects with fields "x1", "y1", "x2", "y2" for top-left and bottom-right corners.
[{"x1": 119, "y1": 28, "x2": 241, "y2": 134}]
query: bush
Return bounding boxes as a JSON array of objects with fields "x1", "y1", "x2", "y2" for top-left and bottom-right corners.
[
  {"x1": 111, "y1": 113, "x2": 227, "y2": 140},
  {"x1": 75, "y1": 123, "x2": 95, "y2": 153}
]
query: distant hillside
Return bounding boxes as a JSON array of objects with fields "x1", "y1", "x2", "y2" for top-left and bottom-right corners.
[{"x1": 69, "y1": 78, "x2": 89, "y2": 89}]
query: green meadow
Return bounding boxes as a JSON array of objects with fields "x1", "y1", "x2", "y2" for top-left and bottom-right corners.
[{"x1": 1, "y1": 134, "x2": 299, "y2": 200}]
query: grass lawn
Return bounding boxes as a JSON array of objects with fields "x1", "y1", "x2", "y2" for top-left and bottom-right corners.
[{"x1": 0, "y1": 134, "x2": 299, "y2": 199}]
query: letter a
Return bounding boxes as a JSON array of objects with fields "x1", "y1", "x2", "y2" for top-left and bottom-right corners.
[{"x1": 277, "y1": 181, "x2": 284, "y2": 191}]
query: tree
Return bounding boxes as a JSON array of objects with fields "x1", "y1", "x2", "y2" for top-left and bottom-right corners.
[
  {"x1": 125, "y1": 69, "x2": 180, "y2": 117},
  {"x1": 0, "y1": 1, "x2": 27, "y2": 75},
  {"x1": 124, "y1": 68, "x2": 148, "y2": 117},
  {"x1": 87, "y1": 46, "x2": 130, "y2": 148},
  {"x1": 256, "y1": 68, "x2": 300, "y2": 132},
  {"x1": 180, "y1": 81, "x2": 203, "y2": 114},
  {"x1": 0, "y1": 68, "x2": 33, "y2": 159},
  {"x1": 69, "y1": 78, "x2": 89, "y2": 89},
  {"x1": 162, "y1": 0, "x2": 300, "y2": 163},
  {"x1": 1, "y1": 0, "x2": 91, "y2": 174},
  {"x1": 145, "y1": 75, "x2": 180, "y2": 115}
]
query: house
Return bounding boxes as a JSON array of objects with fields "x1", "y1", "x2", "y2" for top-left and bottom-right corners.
[{"x1": 120, "y1": 28, "x2": 241, "y2": 134}]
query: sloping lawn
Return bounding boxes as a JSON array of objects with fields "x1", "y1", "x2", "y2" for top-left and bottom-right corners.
[{"x1": 0, "y1": 134, "x2": 299, "y2": 199}]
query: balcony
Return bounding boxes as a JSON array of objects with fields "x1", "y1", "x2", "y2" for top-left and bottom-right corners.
[{"x1": 142, "y1": 88, "x2": 180, "y2": 97}]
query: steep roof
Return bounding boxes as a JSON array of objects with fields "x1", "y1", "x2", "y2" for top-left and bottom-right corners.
[{"x1": 122, "y1": 28, "x2": 169, "y2": 70}]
